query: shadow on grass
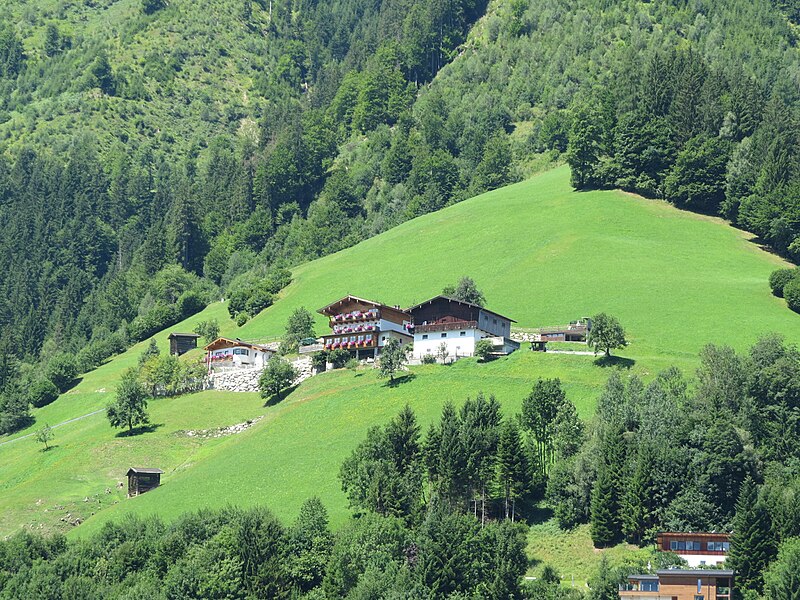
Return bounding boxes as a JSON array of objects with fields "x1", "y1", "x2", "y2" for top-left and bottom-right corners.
[
  {"x1": 263, "y1": 384, "x2": 300, "y2": 407},
  {"x1": 39, "y1": 445, "x2": 59, "y2": 452},
  {"x1": 525, "y1": 504, "x2": 554, "y2": 526},
  {"x1": 383, "y1": 373, "x2": 417, "y2": 388},
  {"x1": 115, "y1": 423, "x2": 164, "y2": 438},
  {"x1": 60, "y1": 377, "x2": 84, "y2": 394},
  {"x1": 593, "y1": 355, "x2": 635, "y2": 369}
]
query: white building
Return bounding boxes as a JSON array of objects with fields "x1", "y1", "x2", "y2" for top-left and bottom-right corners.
[
  {"x1": 407, "y1": 296, "x2": 519, "y2": 360},
  {"x1": 204, "y1": 337, "x2": 275, "y2": 371}
]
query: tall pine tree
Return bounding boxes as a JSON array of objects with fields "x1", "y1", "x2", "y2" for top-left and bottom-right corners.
[{"x1": 727, "y1": 478, "x2": 777, "y2": 598}]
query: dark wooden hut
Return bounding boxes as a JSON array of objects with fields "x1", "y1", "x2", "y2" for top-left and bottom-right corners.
[
  {"x1": 168, "y1": 333, "x2": 201, "y2": 356},
  {"x1": 127, "y1": 467, "x2": 164, "y2": 497}
]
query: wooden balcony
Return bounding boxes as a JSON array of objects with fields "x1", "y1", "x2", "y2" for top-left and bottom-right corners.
[
  {"x1": 415, "y1": 320, "x2": 477, "y2": 334},
  {"x1": 329, "y1": 310, "x2": 380, "y2": 325}
]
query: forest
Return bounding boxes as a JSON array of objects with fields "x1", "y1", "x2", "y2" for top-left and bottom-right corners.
[{"x1": 3, "y1": 335, "x2": 800, "y2": 599}]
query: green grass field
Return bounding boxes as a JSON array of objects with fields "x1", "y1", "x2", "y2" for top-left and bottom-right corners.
[{"x1": 2, "y1": 165, "x2": 799, "y2": 581}]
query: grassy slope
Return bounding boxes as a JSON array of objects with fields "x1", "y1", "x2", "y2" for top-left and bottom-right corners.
[
  {"x1": 238, "y1": 165, "x2": 794, "y2": 360},
  {"x1": 2, "y1": 166, "x2": 799, "y2": 582}
]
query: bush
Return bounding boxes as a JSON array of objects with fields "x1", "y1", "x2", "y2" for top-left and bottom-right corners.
[
  {"x1": 421, "y1": 354, "x2": 437, "y2": 364},
  {"x1": 235, "y1": 312, "x2": 249, "y2": 327},
  {"x1": 177, "y1": 290, "x2": 205, "y2": 318},
  {"x1": 46, "y1": 353, "x2": 78, "y2": 392},
  {"x1": 193, "y1": 319, "x2": 220, "y2": 343},
  {"x1": 259, "y1": 357, "x2": 298, "y2": 401},
  {"x1": 28, "y1": 379, "x2": 59, "y2": 408},
  {"x1": 227, "y1": 268, "x2": 292, "y2": 319},
  {"x1": 311, "y1": 351, "x2": 328, "y2": 371},
  {"x1": 769, "y1": 268, "x2": 798, "y2": 298},
  {"x1": 785, "y1": 277, "x2": 800, "y2": 312},
  {"x1": 474, "y1": 339, "x2": 494, "y2": 361},
  {"x1": 328, "y1": 349, "x2": 350, "y2": 369},
  {"x1": 345, "y1": 358, "x2": 359, "y2": 370},
  {"x1": 76, "y1": 333, "x2": 127, "y2": 373},
  {"x1": 127, "y1": 303, "x2": 181, "y2": 342}
]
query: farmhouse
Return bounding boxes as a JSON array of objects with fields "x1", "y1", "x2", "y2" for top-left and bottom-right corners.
[
  {"x1": 656, "y1": 532, "x2": 730, "y2": 568},
  {"x1": 318, "y1": 295, "x2": 413, "y2": 358},
  {"x1": 619, "y1": 569, "x2": 733, "y2": 600},
  {"x1": 407, "y1": 296, "x2": 519, "y2": 359},
  {"x1": 127, "y1": 467, "x2": 163, "y2": 497},
  {"x1": 204, "y1": 337, "x2": 275, "y2": 371},
  {"x1": 534, "y1": 317, "x2": 592, "y2": 342},
  {"x1": 168, "y1": 332, "x2": 201, "y2": 356}
]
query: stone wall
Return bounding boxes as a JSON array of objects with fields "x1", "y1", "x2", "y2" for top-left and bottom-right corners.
[{"x1": 210, "y1": 356, "x2": 314, "y2": 393}]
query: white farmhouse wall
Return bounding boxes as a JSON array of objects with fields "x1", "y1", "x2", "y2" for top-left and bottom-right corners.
[
  {"x1": 413, "y1": 329, "x2": 483, "y2": 358},
  {"x1": 377, "y1": 330, "x2": 413, "y2": 348}
]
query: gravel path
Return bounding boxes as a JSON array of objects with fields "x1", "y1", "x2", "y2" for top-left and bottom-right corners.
[{"x1": 0, "y1": 408, "x2": 105, "y2": 448}]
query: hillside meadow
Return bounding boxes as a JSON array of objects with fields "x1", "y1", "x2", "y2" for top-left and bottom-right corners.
[{"x1": 2, "y1": 166, "x2": 799, "y2": 581}]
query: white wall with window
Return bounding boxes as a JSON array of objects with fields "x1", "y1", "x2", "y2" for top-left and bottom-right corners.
[{"x1": 412, "y1": 328, "x2": 483, "y2": 359}]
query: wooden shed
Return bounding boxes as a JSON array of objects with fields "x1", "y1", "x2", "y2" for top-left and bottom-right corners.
[
  {"x1": 127, "y1": 467, "x2": 164, "y2": 497},
  {"x1": 168, "y1": 332, "x2": 201, "y2": 356}
]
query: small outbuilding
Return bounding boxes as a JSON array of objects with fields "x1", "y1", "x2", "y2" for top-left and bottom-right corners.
[
  {"x1": 168, "y1": 332, "x2": 201, "y2": 356},
  {"x1": 127, "y1": 467, "x2": 164, "y2": 497}
]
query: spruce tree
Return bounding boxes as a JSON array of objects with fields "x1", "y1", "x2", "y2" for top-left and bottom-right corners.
[
  {"x1": 495, "y1": 419, "x2": 528, "y2": 521},
  {"x1": 727, "y1": 478, "x2": 777, "y2": 598},
  {"x1": 590, "y1": 425, "x2": 626, "y2": 547},
  {"x1": 621, "y1": 443, "x2": 655, "y2": 544}
]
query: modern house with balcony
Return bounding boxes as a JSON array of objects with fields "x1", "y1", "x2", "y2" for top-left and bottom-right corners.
[
  {"x1": 657, "y1": 532, "x2": 730, "y2": 568},
  {"x1": 318, "y1": 295, "x2": 413, "y2": 358},
  {"x1": 406, "y1": 296, "x2": 519, "y2": 359},
  {"x1": 204, "y1": 337, "x2": 275, "y2": 371},
  {"x1": 619, "y1": 569, "x2": 733, "y2": 600}
]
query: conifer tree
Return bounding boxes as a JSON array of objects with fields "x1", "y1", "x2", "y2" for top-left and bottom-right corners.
[
  {"x1": 590, "y1": 425, "x2": 626, "y2": 547},
  {"x1": 727, "y1": 479, "x2": 777, "y2": 598},
  {"x1": 621, "y1": 443, "x2": 655, "y2": 544},
  {"x1": 495, "y1": 419, "x2": 528, "y2": 520}
]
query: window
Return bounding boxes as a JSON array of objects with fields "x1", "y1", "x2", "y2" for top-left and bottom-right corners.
[
  {"x1": 716, "y1": 578, "x2": 731, "y2": 596},
  {"x1": 422, "y1": 334, "x2": 428, "y2": 340},
  {"x1": 671, "y1": 540, "x2": 687, "y2": 551},
  {"x1": 708, "y1": 541, "x2": 730, "y2": 552},
  {"x1": 493, "y1": 318, "x2": 497, "y2": 325},
  {"x1": 695, "y1": 596, "x2": 704, "y2": 600},
  {"x1": 687, "y1": 540, "x2": 701, "y2": 551},
  {"x1": 641, "y1": 582, "x2": 659, "y2": 592},
  {"x1": 460, "y1": 331, "x2": 466, "y2": 336},
  {"x1": 441, "y1": 333, "x2": 447, "y2": 338},
  {"x1": 698, "y1": 578, "x2": 703, "y2": 594}
]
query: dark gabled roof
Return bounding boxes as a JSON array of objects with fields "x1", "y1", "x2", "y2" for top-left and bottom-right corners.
[
  {"x1": 168, "y1": 332, "x2": 201, "y2": 339},
  {"x1": 406, "y1": 295, "x2": 516, "y2": 323},
  {"x1": 317, "y1": 295, "x2": 409, "y2": 317},
  {"x1": 127, "y1": 467, "x2": 164, "y2": 475},
  {"x1": 627, "y1": 575, "x2": 659, "y2": 580},
  {"x1": 203, "y1": 337, "x2": 273, "y2": 352},
  {"x1": 656, "y1": 569, "x2": 735, "y2": 576}
]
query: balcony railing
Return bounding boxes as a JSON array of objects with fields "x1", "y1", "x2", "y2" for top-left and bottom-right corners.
[
  {"x1": 415, "y1": 320, "x2": 478, "y2": 334},
  {"x1": 330, "y1": 309, "x2": 380, "y2": 324},
  {"x1": 323, "y1": 337, "x2": 377, "y2": 351},
  {"x1": 332, "y1": 323, "x2": 378, "y2": 335}
]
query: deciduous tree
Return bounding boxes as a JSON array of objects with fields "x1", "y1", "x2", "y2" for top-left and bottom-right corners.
[
  {"x1": 587, "y1": 313, "x2": 627, "y2": 358},
  {"x1": 107, "y1": 368, "x2": 150, "y2": 434}
]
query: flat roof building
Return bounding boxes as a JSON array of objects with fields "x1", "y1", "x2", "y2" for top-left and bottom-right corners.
[{"x1": 619, "y1": 569, "x2": 733, "y2": 600}]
